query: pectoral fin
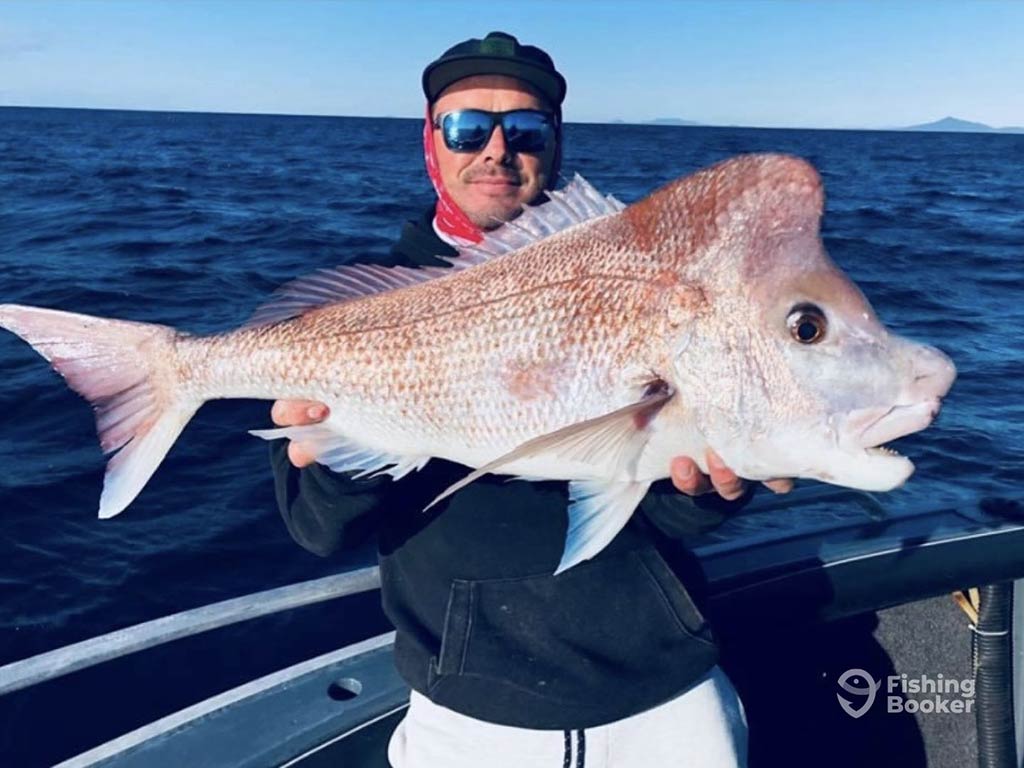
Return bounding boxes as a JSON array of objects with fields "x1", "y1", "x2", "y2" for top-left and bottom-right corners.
[{"x1": 425, "y1": 386, "x2": 672, "y2": 510}]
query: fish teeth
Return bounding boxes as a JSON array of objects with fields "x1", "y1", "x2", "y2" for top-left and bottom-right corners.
[{"x1": 866, "y1": 445, "x2": 902, "y2": 458}]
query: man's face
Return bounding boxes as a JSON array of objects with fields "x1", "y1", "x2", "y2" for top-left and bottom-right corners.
[{"x1": 432, "y1": 75, "x2": 557, "y2": 230}]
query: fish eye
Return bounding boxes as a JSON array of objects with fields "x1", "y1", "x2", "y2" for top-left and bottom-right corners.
[{"x1": 787, "y1": 304, "x2": 827, "y2": 344}]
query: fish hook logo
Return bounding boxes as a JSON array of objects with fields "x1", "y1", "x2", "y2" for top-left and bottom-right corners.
[{"x1": 837, "y1": 668, "x2": 880, "y2": 719}]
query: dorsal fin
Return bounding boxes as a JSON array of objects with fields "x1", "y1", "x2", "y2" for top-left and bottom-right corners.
[{"x1": 245, "y1": 174, "x2": 624, "y2": 328}]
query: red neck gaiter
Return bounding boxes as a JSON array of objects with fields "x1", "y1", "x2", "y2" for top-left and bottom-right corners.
[{"x1": 423, "y1": 105, "x2": 484, "y2": 244}]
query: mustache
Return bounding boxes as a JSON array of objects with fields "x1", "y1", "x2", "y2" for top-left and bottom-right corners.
[{"x1": 464, "y1": 168, "x2": 521, "y2": 184}]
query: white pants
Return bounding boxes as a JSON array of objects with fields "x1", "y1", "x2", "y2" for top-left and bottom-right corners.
[{"x1": 387, "y1": 666, "x2": 748, "y2": 768}]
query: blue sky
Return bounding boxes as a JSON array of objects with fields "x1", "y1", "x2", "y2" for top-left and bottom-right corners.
[{"x1": 2, "y1": 0, "x2": 1022, "y2": 128}]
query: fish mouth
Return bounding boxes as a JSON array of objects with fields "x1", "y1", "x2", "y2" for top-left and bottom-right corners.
[
  {"x1": 760, "y1": 398, "x2": 943, "y2": 493},
  {"x1": 852, "y1": 398, "x2": 944, "y2": 460}
]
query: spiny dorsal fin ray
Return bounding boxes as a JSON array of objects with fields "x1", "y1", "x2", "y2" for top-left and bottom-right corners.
[
  {"x1": 466, "y1": 173, "x2": 625, "y2": 257},
  {"x1": 245, "y1": 174, "x2": 624, "y2": 328}
]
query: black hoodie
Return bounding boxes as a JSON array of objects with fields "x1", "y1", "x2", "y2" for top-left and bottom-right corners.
[{"x1": 270, "y1": 208, "x2": 726, "y2": 728}]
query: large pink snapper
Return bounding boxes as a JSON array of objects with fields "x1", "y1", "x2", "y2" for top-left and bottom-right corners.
[{"x1": 0, "y1": 155, "x2": 955, "y2": 572}]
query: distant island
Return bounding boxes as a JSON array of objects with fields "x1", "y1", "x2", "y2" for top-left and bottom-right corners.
[
  {"x1": 596, "y1": 114, "x2": 1024, "y2": 133},
  {"x1": 902, "y1": 116, "x2": 1024, "y2": 134},
  {"x1": 599, "y1": 117, "x2": 703, "y2": 126},
  {"x1": 646, "y1": 117, "x2": 701, "y2": 126}
]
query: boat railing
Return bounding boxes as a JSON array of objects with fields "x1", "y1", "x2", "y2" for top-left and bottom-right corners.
[{"x1": 0, "y1": 565, "x2": 382, "y2": 697}]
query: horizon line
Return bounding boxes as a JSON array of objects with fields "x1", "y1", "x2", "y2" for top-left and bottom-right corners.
[{"x1": 0, "y1": 103, "x2": 1015, "y2": 135}]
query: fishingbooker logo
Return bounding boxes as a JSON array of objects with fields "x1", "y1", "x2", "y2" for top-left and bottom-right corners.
[
  {"x1": 836, "y1": 668, "x2": 975, "y2": 717},
  {"x1": 836, "y1": 669, "x2": 880, "y2": 718}
]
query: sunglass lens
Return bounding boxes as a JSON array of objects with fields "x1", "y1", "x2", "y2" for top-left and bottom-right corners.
[
  {"x1": 442, "y1": 111, "x2": 494, "y2": 151},
  {"x1": 503, "y1": 112, "x2": 552, "y2": 152}
]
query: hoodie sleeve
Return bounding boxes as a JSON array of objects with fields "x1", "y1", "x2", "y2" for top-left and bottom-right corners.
[
  {"x1": 636, "y1": 480, "x2": 728, "y2": 540},
  {"x1": 270, "y1": 440, "x2": 392, "y2": 557}
]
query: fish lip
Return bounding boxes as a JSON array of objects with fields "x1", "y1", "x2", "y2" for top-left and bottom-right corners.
[{"x1": 854, "y1": 398, "x2": 943, "y2": 452}]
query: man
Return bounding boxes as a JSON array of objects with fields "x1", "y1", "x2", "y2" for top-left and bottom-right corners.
[{"x1": 271, "y1": 31, "x2": 786, "y2": 767}]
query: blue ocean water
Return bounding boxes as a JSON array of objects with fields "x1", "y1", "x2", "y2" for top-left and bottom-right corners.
[{"x1": 0, "y1": 107, "x2": 1021, "y2": 763}]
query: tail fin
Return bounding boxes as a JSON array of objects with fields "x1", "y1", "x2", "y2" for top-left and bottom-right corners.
[{"x1": 0, "y1": 304, "x2": 201, "y2": 518}]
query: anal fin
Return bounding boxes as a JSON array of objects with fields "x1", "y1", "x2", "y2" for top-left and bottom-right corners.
[{"x1": 249, "y1": 424, "x2": 428, "y2": 480}]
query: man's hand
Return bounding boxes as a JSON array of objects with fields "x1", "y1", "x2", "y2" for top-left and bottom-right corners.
[
  {"x1": 271, "y1": 400, "x2": 329, "y2": 468},
  {"x1": 670, "y1": 450, "x2": 793, "y2": 500}
]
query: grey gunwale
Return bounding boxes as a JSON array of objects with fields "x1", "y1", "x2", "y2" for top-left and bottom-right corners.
[
  {"x1": 0, "y1": 566, "x2": 382, "y2": 696},
  {"x1": 54, "y1": 631, "x2": 400, "y2": 768}
]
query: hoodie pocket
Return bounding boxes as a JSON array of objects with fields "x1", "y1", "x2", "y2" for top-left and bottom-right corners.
[{"x1": 427, "y1": 549, "x2": 715, "y2": 702}]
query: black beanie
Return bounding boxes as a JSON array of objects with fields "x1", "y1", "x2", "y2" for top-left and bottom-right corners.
[{"x1": 422, "y1": 31, "x2": 567, "y2": 109}]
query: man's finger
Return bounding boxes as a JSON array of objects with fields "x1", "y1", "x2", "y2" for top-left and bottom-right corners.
[
  {"x1": 706, "y1": 450, "x2": 746, "y2": 501},
  {"x1": 287, "y1": 441, "x2": 317, "y2": 468},
  {"x1": 271, "y1": 400, "x2": 329, "y2": 426},
  {"x1": 670, "y1": 456, "x2": 712, "y2": 496},
  {"x1": 763, "y1": 478, "x2": 794, "y2": 494}
]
